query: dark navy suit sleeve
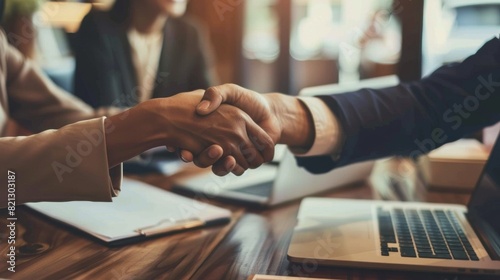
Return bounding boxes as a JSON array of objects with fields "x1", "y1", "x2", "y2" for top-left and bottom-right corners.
[{"x1": 297, "y1": 36, "x2": 500, "y2": 174}]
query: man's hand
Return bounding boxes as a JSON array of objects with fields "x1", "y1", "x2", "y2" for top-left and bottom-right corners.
[
  {"x1": 181, "y1": 84, "x2": 315, "y2": 176},
  {"x1": 198, "y1": 84, "x2": 283, "y2": 143}
]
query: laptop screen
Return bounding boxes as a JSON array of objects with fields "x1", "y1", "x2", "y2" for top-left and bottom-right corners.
[{"x1": 467, "y1": 133, "x2": 500, "y2": 259}]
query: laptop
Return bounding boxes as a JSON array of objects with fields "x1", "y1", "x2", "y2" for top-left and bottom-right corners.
[
  {"x1": 173, "y1": 76, "x2": 400, "y2": 206},
  {"x1": 174, "y1": 147, "x2": 374, "y2": 206},
  {"x1": 288, "y1": 133, "x2": 500, "y2": 275}
]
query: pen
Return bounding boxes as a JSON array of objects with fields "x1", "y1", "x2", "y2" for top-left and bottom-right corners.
[{"x1": 135, "y1": 218, "x2": 205, "y2": 236}]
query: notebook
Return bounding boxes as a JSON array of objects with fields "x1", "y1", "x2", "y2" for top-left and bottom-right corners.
[
  {"x1": 288, "y1": 132, "x2": 500, "y2": 275},
  {"x1": 248, "y1": 275, "x2": 340, "y2": 280},
  {"x1": 26, "y1": 178, "x2": 231, "y2": 245}
]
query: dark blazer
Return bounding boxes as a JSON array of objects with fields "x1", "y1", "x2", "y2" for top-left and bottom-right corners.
[
  {"x1": 74, "y1": 11, "x2": 212, "y2": 108},
  {"x1": 298, "y1": 36, "x2": 500, "y2": 174}
]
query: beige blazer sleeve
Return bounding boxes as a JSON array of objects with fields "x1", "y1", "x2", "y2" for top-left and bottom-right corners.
[
  {"x1": 0, "y1": 118, "x2": 122, "y2": 207},
  {"x1": 0, "y1": 30, "x2": 122, "y2": 208}
]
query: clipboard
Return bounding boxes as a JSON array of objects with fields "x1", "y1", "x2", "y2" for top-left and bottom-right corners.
[
  {"x1": 26, "y1": 178, "x2": 232, "y2": 245},
  {"x1": 248, "y1": 275, "x2": 340, "y2": 280}
]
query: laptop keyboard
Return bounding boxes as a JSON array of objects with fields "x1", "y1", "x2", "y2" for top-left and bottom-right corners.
[{"x1": 377, "y1": 208, "x2": 479, "y2": 260}]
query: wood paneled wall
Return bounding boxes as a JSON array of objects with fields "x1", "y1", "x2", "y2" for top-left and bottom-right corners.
[{"x1": 187, "y1": 0, "x2": 245, "y2": 84}]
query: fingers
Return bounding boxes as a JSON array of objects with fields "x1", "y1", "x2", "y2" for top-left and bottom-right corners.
[
  {"x1": 190, "y1": 111, "x2": 275, "y2": 172},
  {"x1": 211, "y1": 156, "x2": 247, "y2": 176},
  {"x1": 192, "y1": 145, "x2": 224, "y2": 168},
  {"x1": 190, "y1": 144, "x2": 250, "y2": 177},
  {"x1": 196, "y1": 84, "x2": 251, "y2": 116},
  {"x1": 175, "y1": 138, "x2": 204, "y2": 162},
  {"x1": 196, "y1": 86, "x2": 224, "y2": 115},
  {"x1": 178, "y1": 146, "x2": 239, "y2": 177},
  {"x1": 245, "y1": 118, "x2": 275, "y2": 165},
  {"x1": 230, "y1": 164, "x2": 246, "y2": 176},
  {"x1": 227, "y1": 142, "x2": 251, "y2": 170},
  {"x1": 203, "y1": 123, "x2": 273, "y2": 173},
  {"x1": 181, "y1": 145, "x2": 245, "y2": 177},
  {"x1": 179, "y1": 149, "x2": 194, "y2": 163}
]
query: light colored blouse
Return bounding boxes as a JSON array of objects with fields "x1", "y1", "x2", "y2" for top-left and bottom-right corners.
[{"x1": 127, "y1": 28, "x2": 164, "y2": 102}]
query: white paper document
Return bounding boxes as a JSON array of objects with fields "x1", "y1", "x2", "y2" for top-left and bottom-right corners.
[{"x1": 26, "y1": 178, "x2": 231, "y2": 243}]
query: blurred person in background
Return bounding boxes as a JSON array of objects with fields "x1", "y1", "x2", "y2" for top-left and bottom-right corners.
[{"x1": 74, "y1": 0, "x2": 215, "y2": 108}]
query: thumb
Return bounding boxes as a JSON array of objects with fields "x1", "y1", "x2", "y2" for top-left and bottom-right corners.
[
  {"x1": 196, "y1": 86, "x2": 225, "y2": 115},
  {"x1": 196, "y1": 84, "x2": 252, "y2": 115}
]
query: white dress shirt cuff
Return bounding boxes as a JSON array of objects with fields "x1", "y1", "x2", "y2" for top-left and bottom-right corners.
[{"x1": 290, "y1": 97, "x2": 342, "y2": 157}]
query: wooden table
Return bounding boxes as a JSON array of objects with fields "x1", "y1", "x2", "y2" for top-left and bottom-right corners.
[{"x1": 1, "y1": 159, "x2": 497, "y2": 280}]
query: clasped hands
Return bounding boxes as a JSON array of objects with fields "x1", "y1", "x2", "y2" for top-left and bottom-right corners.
[{"x1": 164, "y1": 84, "x2": 315, "y2": 176}]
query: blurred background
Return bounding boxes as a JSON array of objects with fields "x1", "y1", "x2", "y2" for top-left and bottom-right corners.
[
  {"x1": 1, "y1": 0, "x2": 500, "y2": 182},
  {"x1": 2, "y1": 0, "x2": 500, "y2": 95}
]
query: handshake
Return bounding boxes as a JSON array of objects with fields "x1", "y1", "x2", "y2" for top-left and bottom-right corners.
[
  {"x1": 107, "y1": 84, "x2": 317, "y2": 176},
  {"x1": 163, "y1": 84, "x2": 316, "y2": 176}
]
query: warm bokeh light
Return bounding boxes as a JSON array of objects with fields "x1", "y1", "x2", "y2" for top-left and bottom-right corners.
[{"x1": 36, "y1": 2, "x2": 110, "y2": 33}]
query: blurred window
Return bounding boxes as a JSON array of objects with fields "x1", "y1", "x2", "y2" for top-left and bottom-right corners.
[
  {"x1": 422, "y1": 0, "x2": 500, "y2": 76},
  {"x1": 242, "y1": 0, "x2": 402, "y2": 92},
  {"x1": 243, "y1": 0, "x2": 280, "y2": 63}
]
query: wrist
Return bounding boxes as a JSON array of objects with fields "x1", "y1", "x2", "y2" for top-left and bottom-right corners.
[
  {"x1": 134, "y1": 99, "x2": 171, "y2": 147},
  {"x1": 104, "y1": 101, "x2": 166, "y2": 167},
  {"x1": 266, "y1": 93, "x2": 315, "y2": 149}
]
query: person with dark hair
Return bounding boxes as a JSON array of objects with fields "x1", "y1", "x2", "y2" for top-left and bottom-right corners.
[{"x1": 74, "y1": 0, "x2": 214, "y2": 108}]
